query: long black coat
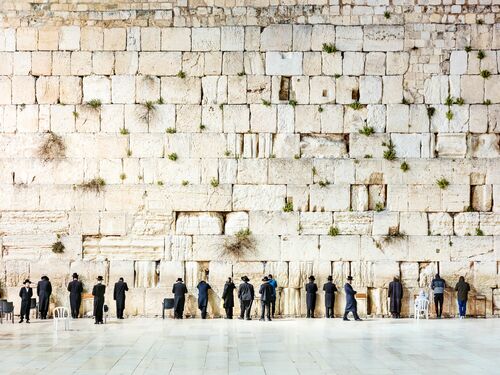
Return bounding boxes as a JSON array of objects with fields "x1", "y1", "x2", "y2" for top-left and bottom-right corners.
[
  {"x1": 19, "y1": 287, "x2": 33, "y2": 315},
  {"x1": 259, "y1": 282, "x2": 273, "y2": 302},
  {"x1": 323, "y1": 282, "x2": 338, "y2": 308},
  {"x1": 37, "y1": 279, "x2": 52, "y2": 312},
  {"x1": 197, "y1": 281, "x2": 211, "y2": 308},
  {"x1": 222, "y1": 282, "x2": 236, "y2": 308},
  {"x1": 388, "y1": 280, "x2": 403, "y2": 313},
  {"x1": 344, "y1": 283, "x2": 357, "y2": 312},
  {"x1": 67, "y1": 280, "x2": 83, "y2": 308},
  {"x1": 238, "y1": 282, "x2": 254, "y2": 301},
  {"x1": 172, "y1": 282, "x2": 188, "y2": 311},
  {"x1": 92, "y1": 283, "x2": 106, "y2": 318},
  {"x1": 305, "y1": 282, "x2": 318, "y2": 309},
  {"x1": 113, "y1": 281, "x2": 129, "y2": 309}
]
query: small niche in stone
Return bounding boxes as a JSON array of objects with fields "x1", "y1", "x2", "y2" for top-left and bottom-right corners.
[
  {"x1": 279, "y1": 76, "x2": 290, "y2": 101},
  {"x1": 352, "y1": 89, "x2": 360, "y2": 101}
]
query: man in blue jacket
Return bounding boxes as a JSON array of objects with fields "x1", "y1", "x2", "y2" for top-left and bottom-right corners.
[
  {"x1": 343, "y1": 276, "x2": 362, "y2": 321},
  {"x1": 268, "y1": 274, "x2": 277, "y2": 318},
  {"x1": 431, "y1": 274, "x2": 446, "y2": 318},
  {"x1": 197, "y1": 280, "x2": 211, "y2": 319}
]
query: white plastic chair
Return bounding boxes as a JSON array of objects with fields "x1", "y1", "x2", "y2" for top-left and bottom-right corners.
[
  {"x1": 414, "y1": 297, "x2": 429, "y2": 320},
  {"x1": 53, "y1": 306, "x2": 70, "y2": 331}
]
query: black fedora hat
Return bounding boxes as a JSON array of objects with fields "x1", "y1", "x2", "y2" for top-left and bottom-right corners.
[
  {"x1": 24, "y1": 279, "x2": 31, "y2": 284},
  {"x1": 176, "y1": 277, "x2": 183, "y2": 282},
  {"x1": 97, "y1": 275, "x2": 103, "y2": 281},
  {"x1": 308, "y1": 275, "x2": 315, "y2": 281},
  {"x1": 241, "y1": 276, "x2": 249, "y2": 282},
  {"x1": 327, "y1": 275, "x2": 333, "y2": 281},
  {"x1": 72, "y1": 272, "x2": 79, "y2": 279},
  {"x1": 262, "y1": 276, "x2": 269, "y2": 282}
]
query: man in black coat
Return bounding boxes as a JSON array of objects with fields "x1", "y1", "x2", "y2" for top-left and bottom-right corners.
[
  {"x1": 343, "y1": 276, "x2": 361, "y2": 321},
  {"x1": 259, "y1": 276, "x2": 273, "y2": 321},
  {"x1": 305, "y1": 275, "x2": 318, "y2": 318},
  {"x1": 197, "y1": 280, "x2": 211, "y2": 319},
  {"x1": 37, "y1": 276, "x2": 52, "y2": 319},
  {"x1": 323, "y1": 275, "x2": 338, "y2": 318},
  {"x1": 67, "y1": 272, "x2": 83, "y2": 318},
  {"x1": 172, "y1": 278, "x2": 188, "y2": 319},
  {"x1": 92, "y1": 276, "x2": 106, "y2": 324},
  {"x1": 238, "y1": 276, "x2": 254, "y2": 320},
  {"x1": 19, "y1": 279, "x2": 33, "y2": 323},
  {"x1": 113, "y1": 277, "x2": 129, "y2": 319},
  {"x1": 388, "y1": 276, "x2": 403, "y2": 318},
  {"x1": 222, "y1": 277, "x2": 236, "y2": 319}
]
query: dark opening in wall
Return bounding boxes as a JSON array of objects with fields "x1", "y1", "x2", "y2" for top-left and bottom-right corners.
[
  {"x1": 352, "y1": 89, "x2": 359, "y2": 101},
  {"x1": 279, "y1": 76, "x2": 291, "y2": 101}
]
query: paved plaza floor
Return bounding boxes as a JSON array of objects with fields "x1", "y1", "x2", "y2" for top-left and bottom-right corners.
[{"x1": 0, "y1": 317, "x2": 498, "y2": 375}]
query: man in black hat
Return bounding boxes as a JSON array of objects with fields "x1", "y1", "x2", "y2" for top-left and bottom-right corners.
[
  {"x1": 238, "y1": 276, "x2": 254, "y2": 320},
  {"x1": 196, "y1": 279, "x2": 212, "y2": 319},
  {"x1": 222, "y1": 277, "x2": 236, "y2": 319},
  {"x1": 172, "y1": 277, "x2": 188, "y2": 319},
  {"x1": 323, "y1": 275, "x2": 338, "y2": 318},
  {"x1": 259, "y1": 276, "x2": 273, "y2": 321},
  {"x1": 37, "y1": 276, "x2": 52, "y2": 319},
  {"x1": 113, "y1": 277, "x2": 129, "y2": 319},
  {"x1": 305, "y1": 275, "x2": 318, "y2": 318},
  {"x1": 19, "y1": 279, "x2": 33, "y2": 323},
  {"x1": 92, "y1": 276, "x2": 106, "y2": 324},
  {"x1": 388, "y1": 276, "x2": 403, "y2": 318},
  {"x1": 67, "y1": 272, "x2": 83, "y2": 318},
  {"x1": 343, "y1": 276, "x2": 362, "y2": 321}
]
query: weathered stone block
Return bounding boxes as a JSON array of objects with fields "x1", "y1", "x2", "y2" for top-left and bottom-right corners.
[
  {"x1": 265, "y1": 52, "x2": 302, "y2": 75},
  {"x1": 363, "y1": 26, "x2": 404, "y2": 51},
  {"x1": 176, "y1": 212, "x2": 224, "y2": 235},
  {"x1": 261, "y1": 25, "x2": 292, "y2": 51}
]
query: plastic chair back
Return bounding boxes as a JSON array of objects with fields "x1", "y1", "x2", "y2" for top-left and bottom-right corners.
[{"x1": 53, "y1": 306, "x2": 70, "y2": 331}]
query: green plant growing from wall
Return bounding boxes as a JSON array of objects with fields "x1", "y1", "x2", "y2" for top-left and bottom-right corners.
[
  {"x1": 464, "y1": 46, "x2": 472, "y2": 52},
  {"x1": 384, "y1": 11, "x2": 391, "y2": 19},
  {"x1": 199, "y1": 124, "x2": 206, "y2": 131},
  {"x1": 176, "y1": 70, "x2": 186, "y2": 79},
  {"x1": 51, "y1": 234, "x2": 65, "y2": 254},
  {"x1": 283, "y1": 201, "x2": 293, "y2": 212},
  {"x1": 454, "y1": 97, "x2": 464, "y2": 106},
  {"x1": 318, "y1": 106, "x2": 324, "y2": 113},
  {"x1": 483, "y1": 99, "x2": 492, "y2": 105},
  {"x1": 210, "y1": 177, "x2": 219, "y2": 188},
  {"x1": 364, "y1": 154, "x2": 373, "y2": 159},
  {"x1": 480, "y1": 70, "x2": 491, "y2": 79},
  {"x1": 120, "y1": 127, "x2": 129, "y2": 135},
  {"x1": 262, "y1": 99, "x2": 271, "y2": 107},
  {"x1": 79, "y1": 177, "x2": 106, "y2": 193},
  {"x1": 382, "y1": 140, "x2": 396, "y2": 160},
  {"x1": 322, "y1": 43, "x2": 337, "y2": 53},
  {"x1": 221, "y1": 228, "x2": 254, "y2": 259},
  {"x1": 318, "y1": 179, "x2": 330, "y2": 188},
  {"x1": 400, "y1": 161, "x2": 410, "y2": 172},
  {"x1": 72, "y1": 111, "x2": 79, "y2": 119},
  {"x1": 427, "y1": 106, "x2": 436, "y2": 118},
  {"x1": 126, "y1": 149, "x2": 132, "y2": 157},
  {"x1": 182, "y1": 180, "x2": 189, "y2": 186},
  {"x1": 475, "y1": 228, "x2": 484, "y2": 236},
  {"x1": 436, "y1": 177, "x2": 449, "y2": 189},
  {"x1": 86, "y1": 99, "x2": 102, "y2": 110},
  {"x1": 157, "y1": 180, "x2": 164, "y2": 186},
  {"x1": 166, "y1": 127, "x2": 176, "y2": 134},
  {"x1": 119, "y1": 173, "x2": 126, "y2": 181},
  {"x1": 328, "y1": 226, "x2": 339, "y2": 236},
  {"x1": 446, "y1": 110, "x2": 454, "y2": 120},
  {"x1": 237, "y1": 71, "x2": 245, "y2": 76},
  {"x1": 289, "y1": 100, "x2": 297, "y2": 107},
  {"x1": 375, "y1": 202, "x2": 385, "y2": 212},
  {"x1": 168, "y1": 153, "x2": 178, "y2": 161},
  {"x1": 445, "y1": 96, "x2": 454, "y2": 106},
  {"x1": 38, "y1": 131, "x2": 66, "y2": 162},
  {"x1": 359, "y1": 124, "x2": 374, "y2": 136},
  {"x1": 349, "y1": 101, "x2": 364, "y2": 110},
  {"x1": 477, "y1": 50, "x2": 485, "y2": 60}
]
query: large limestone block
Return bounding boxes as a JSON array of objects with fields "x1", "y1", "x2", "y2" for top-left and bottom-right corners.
[
  {"x1": 386, "y1": 52, "x2": 409, "y2": 75},
  {"x1": 300, "y1": 135, "x2": 347, "y2": 158},
  {"x1": 322, "y1": 52, "x2": 342, "y2": 75},
  {"x1": 363, "y1": 26, "x2": 404, "y2": 51},
  {"x1": 83, "y1": 236, "x2": 165, "y2": 261},
  {"x1": 165, "y1": 235, "x2": 192, "y2": 261},
  {"x1": 407, "y1": 236, "x2": 451, "y2": 262},
  {"x1": 281, "y1": 235, "x2": 319, "y2": 261},
  {"x1": 134, "y1": 261, "x2": 159, "y2": 288},
  {"x1": 147, "y1": 185, "x2": 232, "y2": 212},
  {"x1": 144, "y1": 288, "x2": 169, "y2": 317},
  {"x1": 359, "y1": 76, "x2": 382, "y2": 104},
  {"x1": 468, "y1": 134, "x2": 500, "y2": 159},
  {"x1": 365, "y1": 52, "x2": 386, "y2": 75},
  {"x1": 0, "y1": 211, "x2": 68, "y2": 235},
  {"x1": 349, "y1": 133, "x2": 389, "y2": 159},
  {"x1": 310, "y1": 76, "x2": 335, "y2": 104},
  {"x1": 336, "y1": 26, "x2": 363, "y2": 51},
  {"x1": 268, "y1": 159, "x2": 312, "y2": 185},
  {"x1": 343, "y1": 52, "x2": 365, "y2": 76},
  {"x1": 319, "y1": 235, "x2": 361, "y2": 261},
  {"x1": 69, "y1": 260, "x2": 109, "y2": 293},
  {"x1": 265, "y1": 52, "x2": 302, "y2": 75},
  {"x1": 344, "y1": 106, "x2": 368, "y2": 133},
  {"x1": 319, "y1": 105, "x2": 344, "y2": 133},
  {"x1": 161, "y1": 28, "x2": 191, "y2": 51},
  {"x1": 382, "y1": 76, "x2": 403, "y2": 104},
  {"x1": 360, "y1": 235, "x2": 408, "y2": 262},
  {"x1": 372, "y1": 262, "x2": 400, "y2": 288},
  {"x1": 351, "y1": 262, "x2": 373, "y2": 288},
  {"x1": 450, "y1": 236, "x2": 494, "y2": 261},
  {"x1": 334, "y1": 212, "x2": 373, "y2": 235},
  {"x1": 82, "y1": 76, "x2": 110, "y2": 103},
  {"x1": 175, "y1": 212, "x2": 223, "y2": 235},
  {"x1": 59, "y1": 26, "x2": 80, "y2": 50},
  {"x1": 160, "y1": 77, "x2": 201, "y2": 104},
  {"x1": 479, "y1": 213, "x2": 499, "y2": 236},
  {"x1": 108, "y1": 261, "x2": 135, "y2": 286},
  {"x1": 249, "y1": 211, "x2": 298, "y2": 235},
  {"x1": 299, "y1": 212, "x2": 332, "y2": 235},
  {"x1": 232, "y1": 262, "x2": 265, "y2": 286},
  {"x1": 440, "y1": 261, "x2": 473, "y2": 287},
  {"x1": 233, "y1": 185, "x2": 285, "y2": 211},
  {"x1": 372, "y1": 212, "x2": 399, "y2": 235},
  {"x1": 12, "y1": 76, "x2": 35, "y2": 104},
  {"x1": 419, "y1": 262, "x2": 438, "y2": 289},
  {"x1": 399, "y1": 212, "x2": 428, "y2": 235},
  {"x1": 158, "y1": 260, "x2": 184, "y2": 288},
  {"x1": 460, "y1": 75, "x2": 484, "y2": 104},
  {"x1": 400, "y1": 262, "x2": 419, "y2": 288},
  {"x1": 454, "y1": 213, "x2": 480, "y2": 236},
  {"x1": 250, "y1": 104, "x2": 276, "y2": 133},
  {"x1": 123, "y1": 288, "x2": 145, "y2": 317},
  {"x1": 335, "y1": 76, "x2": 358, "y2": 104},
  {"x1": 310, "y1": 184, "x2": 350, "y2": 212},
  {"x1": 428, "y1": 213, "x2": 453, "y2": 235},
  {"x1": 224, "y1": 212, "x2": 249, "y2": 235},
  {"x1": 236, "y1": 159, "x2": 268, "y2": 184},
  {"x1": 5, "y1": 260, "x2": 31, "y2": 287},
  {"x1": 2, "y1": 234, "x2": 81, "y2": 262},
  {"x1": 473, "y1": 261, "x2": 497, "y2": 289},
  {"x1": 260, "y1": 25, "x2": 292, "y2": 51},
  {"x1": 128, "y1": 212, "x2": 174, "y2": 236}
]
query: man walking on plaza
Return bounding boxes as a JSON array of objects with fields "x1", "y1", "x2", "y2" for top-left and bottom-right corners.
[
  {"x1": 323, "y1": 275, "x2": 338, "y2": 318},
  {"x1": 343, "y1": 276, "x2": 362, "y2": 321},
  {"x1": 37, "y1": 276, "x2": 52, "y2": 319},
  {"x1": 113, "y1": 277, "x2": 129, "y2": 319},
  {"x1": 238, "y1": 276, "x2": 254, "y2": 320},
  {"x1": 268, "y1": 274, "x2": 278, "y2": 318},
  {"x1": 431, "y1": 273, "x2": 446, "y2": 318},
  {"x1": 259, "y1": 276, "x2": 273, "y2": 321},
  {"x1": 305, "y1": 275, "x2": 318, "y2": 318},
  {"x1": 197, "y1": 279, "x2": 211, "y2": 319},
  {"x1": 19, "y1": 279, "x2": 33, "y2": 324},
  {"x1": 388, "y1": 276, "x2": 403, "y2": 318},
  {"x1": 67, "y1": 272, "x2": 83, "y2": 319},
  {"x1": 92, "y1": 276, "x2": 106, "y2": 324},
  {"x1": 455, "y1": 276, "x2": 470, "y2": 319},
  {"x1": 222, "y1": 277, "x2": 236, "y2": 319},
  {"x1": 172, "y1": 277, "x2": 188, "y2": 319}
]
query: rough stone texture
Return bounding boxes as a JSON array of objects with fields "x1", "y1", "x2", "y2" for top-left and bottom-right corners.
[{"x1": 0, "y1": 1, "x2": 498, "y2": 318}]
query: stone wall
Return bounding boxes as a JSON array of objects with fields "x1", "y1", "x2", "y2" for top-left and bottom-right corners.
[{"x1": 0, "y1": 0, "x2": 499, "y2": 318}]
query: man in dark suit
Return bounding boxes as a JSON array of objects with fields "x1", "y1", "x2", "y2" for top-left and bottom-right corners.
[
  {"x1": 19, "y1": 279, "x2": 33, "y2": 323},
  {"x1": 259, "y1": 276, "x2": 273, "y2": 321},
  {"x1": 113, "y1": 277, "x2": 129, "y2": 319},
  {"x1": 37, "y1": 276, "x2": 52, "y2": 319},
  {"x1": 323, "y1": 275, "x2": 338, "y2": 318},
  {"x1": 222, "y1": 277, "x2": 236, "y2": 319},
  {"x1": 196, "y1": 280, "x2": 211, "y2": 319},
  {"x1": 92, "y1": 276, "x2": 106, "y2": 324},
  {"x1": 67, "y1": 272, "x2": 83, "y2": 318},
  {"x1": 388, "y1": 276, "x2": 403, "y2": 318},
  {"x1": 343, "y1": 276, "x2": 362, "y2": 321},
  {"x1": 305, "y1": 275, "x2": 318, "y2": 318},
  {"x1": 172, "y1": 278, "x2": 188, "y2": 319},
  {"x1": 238, "y1": 276, "x2": 254, "y2": 320}
]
